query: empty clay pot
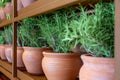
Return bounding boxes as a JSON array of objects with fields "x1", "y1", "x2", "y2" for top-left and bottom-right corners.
[
  {"x1": 22, "y1": 47, "x2": 52, "y2": 75},
  {"x1": 42, "y1": 52, "x2": 82, "y2": 80}
]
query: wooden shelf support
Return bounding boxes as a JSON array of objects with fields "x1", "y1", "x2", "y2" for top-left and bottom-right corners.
[
  {"x1": 12, "y1": 0, "x2": 18, "y2": 78},
  {"x1": 115, "y1": 0, "x2": 120, "y2": 80}
]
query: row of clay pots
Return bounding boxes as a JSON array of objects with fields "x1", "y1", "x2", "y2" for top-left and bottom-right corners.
[
  {"x1": 0, "y1": 44, "x2": 82, "y2": 80},
  {"x1": 0, "y1": 44, "x2": 52, "y2": 75},
  {"x1": 0, "y1": 44, "x2": 114, "y2": 80},
  {"x1": 0, "y1": 0, "x2": 36, "y2": 20},
  {"x1": 0, "y1": 44, "x2": 24, "y2": 69},
  {"x1": 42, "y1": 53, "x2": 114, "y2": 80},
  {"x1": 0, "y1": 44, "x2": 83, "y2": 80}
]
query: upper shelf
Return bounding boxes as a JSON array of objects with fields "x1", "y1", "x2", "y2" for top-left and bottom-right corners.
[{"x1": 0, "y1": 0, "x2": 84, "y2": 27}]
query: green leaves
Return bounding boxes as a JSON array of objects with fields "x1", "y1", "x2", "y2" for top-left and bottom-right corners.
[
  {"x1": 37, "y1": 8, "x2": 77, "y2": 53},
  {"x1": 2, "y1": 25, "x2": 12, "y2": 44},
  {"x1": 18, "y1": 17, "x2": 46, "y2": 47},
  {"x1": 79, "y1": 2, "x2": 114, "y2": 57},
  {"x1": 0, "y1": 30, "x2": 4, "y2": 44},
  {"x1": 0, "y1": 0, "x2": 11, "y2": 6}
]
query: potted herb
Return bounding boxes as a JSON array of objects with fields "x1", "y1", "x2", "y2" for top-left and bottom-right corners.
[
  {"x1": 1, "y1": 25, "x2": 12, "y2": 60},
  {"x1": 38, "y1": 9, "x2": 81, "y2": 80},
  {"x1": 19, "y1": 17, "x2": 51, "y2": 75},
  {"x1": 77, "y1": 2, "x2": 114, "y2": 80},
  {"x1": 0, "y1": 30, "x2": 4, "y2": 59}
]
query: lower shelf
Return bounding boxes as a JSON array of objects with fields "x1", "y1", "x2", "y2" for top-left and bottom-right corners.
[{"x1": 0, "y1": 60, "x2": 47, "y2": 80}]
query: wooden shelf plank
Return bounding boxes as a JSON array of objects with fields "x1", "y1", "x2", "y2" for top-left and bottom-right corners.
[
  {"x1": 0, "y1": 60, "x2": 47, "y2": 80},
  {"x1": 17, "y1": 71, "x2": 47, "y2": 80},
  {"x1": 15, "y1": 0, "x2": 84, "y2": 21},
  {"x1": 0, "y1": 66, "x2": 13, "y2": 79},
  {"x1": 0, "y1": 0, "x2": 84, "y2": 27},
  {"x1": 0, "y1": 19, "x2": 13, "y2": 28}
]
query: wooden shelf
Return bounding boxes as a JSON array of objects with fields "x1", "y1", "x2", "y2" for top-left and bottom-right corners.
[
  {"x1": 0, "y1": 0, "x2": 84, "y2": 27},
  {"x1": 0, "y1": 60, "x2": 47, "y2": 80}
]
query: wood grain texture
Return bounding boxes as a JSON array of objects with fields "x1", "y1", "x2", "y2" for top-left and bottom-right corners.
[
  {"x1": 115, "y1": 0, "x2": 120, "y2": 80},
  {"x1": 0, "y1": 60, "x2": 47, "y2": 80}
]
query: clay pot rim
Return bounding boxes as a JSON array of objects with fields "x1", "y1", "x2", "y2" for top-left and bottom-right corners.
[
  {"x1": 17, "y1": 46, "x2": 23, "y2": 50},
  {"x1": 81, "y1": 54, "x2": 114, "y2": 63},
  {"x1": 43, "y1": 51, "x2": 80, "y2": 56},
  {"x1": 23, "y1": 46, "x2": 52, "y2": 50}
]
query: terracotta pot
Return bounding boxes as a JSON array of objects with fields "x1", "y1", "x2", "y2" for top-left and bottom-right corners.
[
  {"x1": 22, "y1": 47, "x2": 52, "y2": 75},
  {"x1": 0, "y1": 44, "x2": 7, "y2": 60},
  {"x1": 11, "y1": 47, "x2": 25, "y2": 68},
  {"x1": 5, "y1": 45, "x2": 12, "y2": 63},
  {"x1": 0, "y1": 7, "x2": 6, "y2": 20},
  {"x1": 20, "y1": 0, "x2": 36, "y2": 7},
  {"x1": 4, "y1": 2, "x2": 12, "y2": 19},
  {"x1": 0, "y1": 44, "x2": 4, "y2": 59},
  {"x1": 79, "y1": 54, "x2": 114, "y2": 80},
  {"x1": 17, "y1": 0, "x2": 23, "y2": 11},
  {"x1": 42, "y1": 52, "x2": 82, "y2": 80}
]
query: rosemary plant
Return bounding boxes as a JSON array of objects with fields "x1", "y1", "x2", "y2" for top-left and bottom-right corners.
[
  {"x1": 0, "y1": 30, "x2": 4, "y2": 44},
  {"x1": 0, "y1": 0, "x2": 11, "y2": 7},
  {"x1": 37, "y1": 8, "x2": 77, "y2": 53},
  {"x1": 2, "y1": 25, "x2": 12, "y2": 44},
  {"x1": 18, "y1": 17, "x2": 46, "y2": 47},
  {"x1": 78, "y1": 2, "x2": 114, "y2": 57}
]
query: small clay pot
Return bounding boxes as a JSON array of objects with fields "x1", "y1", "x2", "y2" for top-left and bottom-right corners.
[
  {"x1": 0, "y1": 44, "x2": 6, "y2": 60},
  {"x1": 11, "y1": 47, "x2": 25, "y2": 68},
  {"x1": 0, "y1": 44, "x2": 4, "y2": 59},
  {"x1": 23, "y1": 47, "x2": 52, "y2": 75},
  {"x1": 79, "y1": 54, "x2": 114, "y2": 80},
  {"x1": 17, "y1": 0, "x2": 23, "y2": 11},
  {"x1": 5, "y1": 45, "x2": 12, "y2": 63},
  {"x1": 42, "y1": 52, "x2": 82, "y2": 80},
  {"x1": 20, "y1": 0, "x2": 36, "y2": 7},
  {"x1": 0, "y1": 7, "x2": 6, "y2": 20}
]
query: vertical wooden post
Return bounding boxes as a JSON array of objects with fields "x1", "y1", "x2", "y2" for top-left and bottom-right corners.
[
  {"x1": 115, "y1": 0, "x2": 120, "y2": 80},
  {"x1": 12, "y1": 0, "x2": 17, "y2": 78}
]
